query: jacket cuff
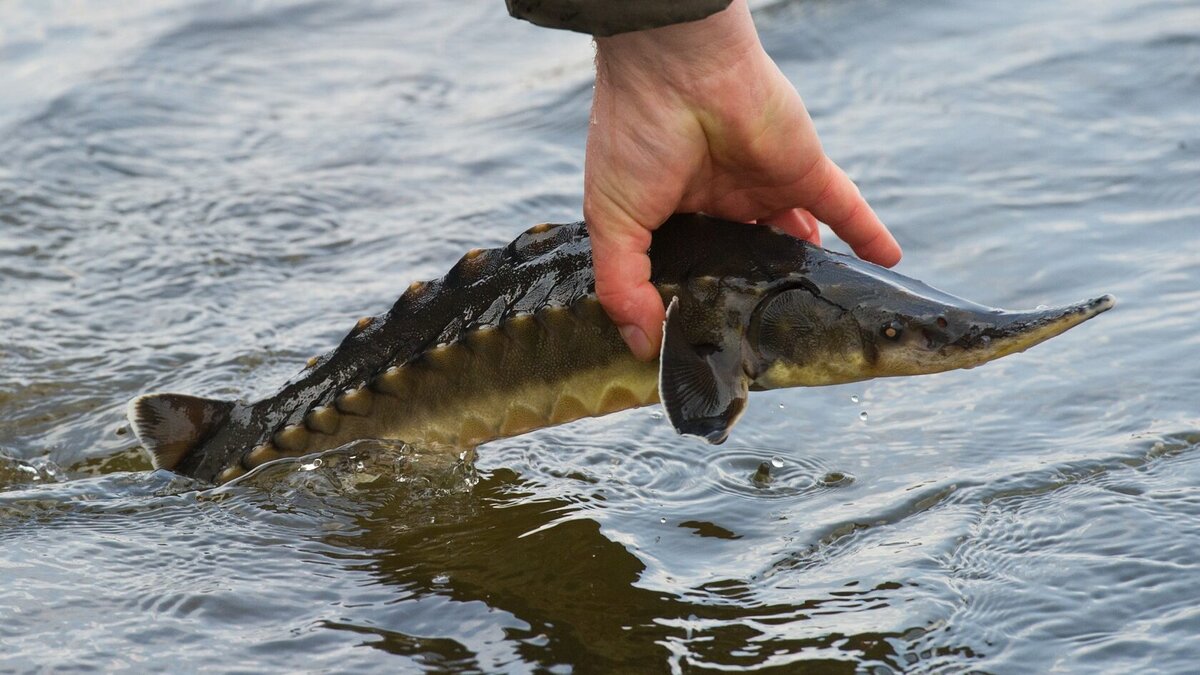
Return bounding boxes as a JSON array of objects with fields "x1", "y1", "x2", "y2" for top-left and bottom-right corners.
[{"x1": 506, "y1": 0, "x2": 734, "y2": 37}]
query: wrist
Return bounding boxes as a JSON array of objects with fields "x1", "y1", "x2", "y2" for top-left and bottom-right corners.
[{"x1": 594, "y1": 0, "x2": 763, "y2": 86}]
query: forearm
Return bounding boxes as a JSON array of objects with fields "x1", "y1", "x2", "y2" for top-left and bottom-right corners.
[{"x1": 506, "y1": 0, "x2": 733, "y2": 37}]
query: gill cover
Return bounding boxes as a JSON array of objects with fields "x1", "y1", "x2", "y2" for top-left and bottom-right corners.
[{"x1": 658, "y1": 296, "x2": 750, "y2": 444}]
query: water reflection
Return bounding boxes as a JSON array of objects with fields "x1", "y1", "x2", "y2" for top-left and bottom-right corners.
[{"x1": 334, "y1": 467, "x2": 931, "y2": 671}]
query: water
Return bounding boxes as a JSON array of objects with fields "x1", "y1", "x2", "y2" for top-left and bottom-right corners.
[{"x1": 1, "y1": 0, "x2": 1198, "y2": 671}]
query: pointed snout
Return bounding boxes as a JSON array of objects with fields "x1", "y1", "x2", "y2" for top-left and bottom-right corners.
[
  {"x1": 942, "y1": 294, "x2": 1115, "y2": 368},
  {"x1": 867, "y1": 293, "x2": 1115, "y2": 378},
  {"x1": 960, "y1": 294, "x2": 1114, "y2": 352}
]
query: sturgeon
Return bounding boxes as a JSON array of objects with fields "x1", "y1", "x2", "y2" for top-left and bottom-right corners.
[{"x1": 128, "y1": 214, "x2": 1114, "y2": 484}]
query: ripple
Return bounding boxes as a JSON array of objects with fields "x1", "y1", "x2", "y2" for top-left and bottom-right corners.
[{"x1": 701, "y1": 445, "x2": 855, "y2": 501}]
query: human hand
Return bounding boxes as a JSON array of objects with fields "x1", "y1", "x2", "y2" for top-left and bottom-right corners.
[{"x1": 585, "y1": 0, "x2": 902, "y2": 360}]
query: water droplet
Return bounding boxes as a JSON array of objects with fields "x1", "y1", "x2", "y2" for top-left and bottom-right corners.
[
  {"x1": 432, "y1": 573, "x2": 450, "y2": 585},
  {"x1": 649, "y1": 410, "x2": 664, "y2": 420},
  {"x1": 850, "y1": 395, "x2": 860, "y2": 403},
  {"x1": 770, "y1": 456, "x2": 784, "y2": 468},
  {"x1": 659, "y1": 517, "x2": 667, "y2": 524},
  {"x1": 859, "y1": 411, "x2": 869, "y2": 421},
  {"x1": 777, "y1": 403, "x2": 785, "y2": 409}
]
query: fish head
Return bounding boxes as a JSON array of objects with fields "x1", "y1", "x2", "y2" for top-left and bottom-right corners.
[{"x1": 747, "y1": 252, "x2": 1115, "y2": 389}]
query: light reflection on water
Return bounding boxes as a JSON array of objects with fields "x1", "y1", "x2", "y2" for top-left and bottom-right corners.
[{"x1": 2, "y1": 0, "x2": 1199, "y2": 671}]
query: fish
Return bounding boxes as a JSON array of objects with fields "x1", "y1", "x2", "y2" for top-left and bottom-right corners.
[{"x1": 126, "y1": 214, "x2": 1115, "y2": 484}]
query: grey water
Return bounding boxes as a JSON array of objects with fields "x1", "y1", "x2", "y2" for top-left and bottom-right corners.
[{"x1": 1, "y1": 0, "x2": 1198, "y2": 672}]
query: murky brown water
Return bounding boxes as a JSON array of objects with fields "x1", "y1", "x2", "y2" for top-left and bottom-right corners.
[{"x1": 2, "y1": 0, "x2": 1198, "y2": 671}]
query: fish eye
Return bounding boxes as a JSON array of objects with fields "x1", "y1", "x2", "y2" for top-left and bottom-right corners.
[{"x1": 881, "y1": 322, "x2": 903, "y2": 341}]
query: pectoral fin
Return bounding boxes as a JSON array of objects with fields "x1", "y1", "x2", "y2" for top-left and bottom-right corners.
[{"x1": 658, "y1": 296, "x2": 749, "y2": 444}]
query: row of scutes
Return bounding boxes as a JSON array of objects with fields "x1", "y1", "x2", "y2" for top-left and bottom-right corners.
[
  {"x1": 223, "y1": 392, "x2": 367, "y2": 482},
  {"x1": 452, "y1": 381, "x2": 656, "y2": 449},
  {"x1": 220, "y1": 366, "x2": 646, "y2": 485},
  {"x1": 220, "y1": 222, "x2": 592, "y2": 484},
  {"x1": 437, "y1": 221, "x2": 581, "y2": 293},
  {"x1": 360, "y1": 219, "x2": 587, "y2": 385}
]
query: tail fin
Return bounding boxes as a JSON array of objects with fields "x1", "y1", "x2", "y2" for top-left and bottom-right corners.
[{"x1": 126, "y1": 394, "x2": 235, "y2": 470}]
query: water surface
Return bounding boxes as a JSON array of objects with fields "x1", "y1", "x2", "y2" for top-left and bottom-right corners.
[{"x1": 2, "y1": 0, "x2": 1198, "y2": 671}]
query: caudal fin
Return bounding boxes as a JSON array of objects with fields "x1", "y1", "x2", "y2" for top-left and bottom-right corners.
[{"x1": 126, "y1": 394, "x2": 234, "y2": 470}]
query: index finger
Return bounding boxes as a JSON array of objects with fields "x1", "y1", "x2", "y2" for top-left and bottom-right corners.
[
  {"x1": 800, "y1": 156, "x2": 902, "y2": 267},
  {"x1": 585, "y1": 215, "x2": 664, "y2": 361}
]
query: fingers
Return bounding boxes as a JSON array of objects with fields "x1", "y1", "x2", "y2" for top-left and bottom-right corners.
[
  {"x1": 584, "y1": 209, "x2": 664, "y2": 361},
  {"x1": 764, "y1": 208, "x2": 821, "y2": 246},
  {"x1": 800, "y1": 156, "x2": 902, "y2": 267}
]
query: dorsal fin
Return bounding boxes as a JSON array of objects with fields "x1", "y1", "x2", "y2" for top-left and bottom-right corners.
[{"x1": 126, "y1": 394, "x2": 235, "y2": 470}]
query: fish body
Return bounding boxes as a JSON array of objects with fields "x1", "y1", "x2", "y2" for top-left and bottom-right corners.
[{"x1": 128, "y1": 214, "x2": 1114, "y2": 484}]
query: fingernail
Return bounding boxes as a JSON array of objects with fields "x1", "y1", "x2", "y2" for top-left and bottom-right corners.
[{"x1": 619, "y1": 324, "x2": 654, "y2": 361}]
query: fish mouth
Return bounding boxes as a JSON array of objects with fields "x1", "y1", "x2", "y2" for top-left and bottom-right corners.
[{"x1": 953, "y1": 294, "x2": 1116, "y2": 366}]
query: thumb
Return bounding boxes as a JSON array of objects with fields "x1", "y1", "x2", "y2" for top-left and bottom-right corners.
[{"x1": 584, "y1": 205, "x2": 664, "y2": 361}]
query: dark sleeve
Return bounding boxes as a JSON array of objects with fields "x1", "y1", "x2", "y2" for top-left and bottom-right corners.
[{"x1": 506, "y1": 0, "x2": 734, "y2": 37}]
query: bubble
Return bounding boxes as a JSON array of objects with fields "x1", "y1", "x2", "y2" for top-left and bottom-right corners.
[
  {"x1": 859, "y1": 411, "x2": 869, "y2": 421},
  {"x1": 770, "y1": 456, "x2": 785, "y2": 468},
  {"x1": 850, "y1": 394, "x2": 860, "y2": 403},
  {"x1": 778, "y1": 403, "x2": 785, "y2": 409},
  {"x1": 432, "y1": 573, "x2": 450, "y2": 585},
  {"x1": 649, "y1": 410, "x2": 664, "y2": 420},
  {"x1": 659, "y1": 517, "x2": 667, "y2": 524}
]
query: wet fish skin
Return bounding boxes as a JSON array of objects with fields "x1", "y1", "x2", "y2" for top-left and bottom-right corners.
[{"x1": 127, "y1": 214, "x2": 1114, "y2": 484}]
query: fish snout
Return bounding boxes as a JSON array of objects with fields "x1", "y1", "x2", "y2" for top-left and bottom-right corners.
[{"x1": 949, "y1": 294, "x2": 1116, "y2": 362}]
